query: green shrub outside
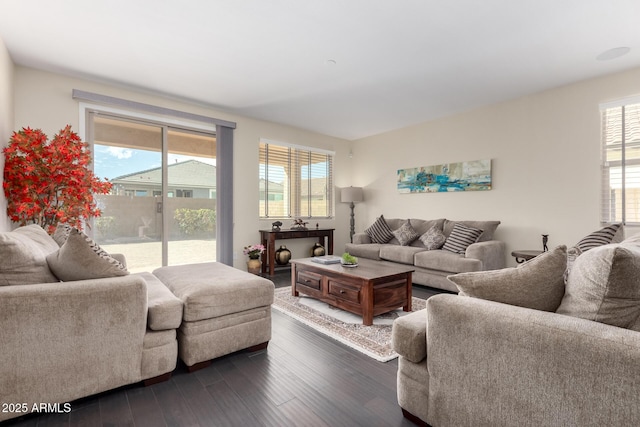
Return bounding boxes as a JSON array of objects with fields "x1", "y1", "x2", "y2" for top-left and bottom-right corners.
[
  {"x1": 174, "y1": 208, "x2": 216, "y2": 236},
  {"x1": 95, "y1": 216, "x2": 116, "y2": 238}
]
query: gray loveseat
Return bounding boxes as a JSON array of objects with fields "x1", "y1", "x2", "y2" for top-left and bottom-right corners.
[
  {"x1": 345, "y1": 218, "x2": 506, "y2": 291},
  {"x1": 392, "y1": 234, "x2": 640, "y2": 426}
]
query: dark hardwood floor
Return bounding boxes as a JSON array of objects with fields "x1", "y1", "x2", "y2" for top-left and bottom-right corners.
[{"x1": 3, "y1": 270, "x2": 444, "y2": 427}]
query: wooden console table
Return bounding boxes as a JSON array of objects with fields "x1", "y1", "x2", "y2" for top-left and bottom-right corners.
[{"x1": 260, "y1": 228, "x2": 334, "y2": 276}]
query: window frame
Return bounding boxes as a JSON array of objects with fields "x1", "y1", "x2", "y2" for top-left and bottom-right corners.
[
  {"x1": 600, "y1": 96, "x2": 640, "y2": 225},
  {"x1": 259, "y1": 139, "x2": 334, "y2": 220}
]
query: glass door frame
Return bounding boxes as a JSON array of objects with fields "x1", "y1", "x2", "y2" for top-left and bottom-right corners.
[{"x1": 82, "y1": 105, "x2": 218, "y2": 268}]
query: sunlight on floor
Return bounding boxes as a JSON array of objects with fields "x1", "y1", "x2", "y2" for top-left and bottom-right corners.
[{"x1": 101, "y1": 239, "x2": 217, "y2": 273}]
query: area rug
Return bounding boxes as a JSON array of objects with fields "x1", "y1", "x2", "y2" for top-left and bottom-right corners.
[{"x1": 272, "y1": 286, "x2": 427, "y2": 362}]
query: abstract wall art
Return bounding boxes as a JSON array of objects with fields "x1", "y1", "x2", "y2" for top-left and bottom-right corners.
[{"x1": 397, "y1": 159, "x2": 492, "y2": 193}]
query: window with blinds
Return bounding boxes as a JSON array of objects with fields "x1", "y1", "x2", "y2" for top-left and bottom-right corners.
[
  {"x1": 259, "y1": 140, "x2": 334, "y2": 219},
  {"x1": 601, "y1": 98, "x2": 640, "y2": 224}
]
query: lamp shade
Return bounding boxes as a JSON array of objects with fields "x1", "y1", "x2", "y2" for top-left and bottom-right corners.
[{"x1": 341, "y1": 186, "x2": 364, "y2": 203}]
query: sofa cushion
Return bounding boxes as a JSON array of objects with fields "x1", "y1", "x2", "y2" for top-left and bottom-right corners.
[
  {"x1": 442, "y1": 223, "x2": 483, "y2": 254},
  {"x1": 408, "y1": 218, "x2": 445, "y2": 235},
  {"x1": 46, "y1": 228, "x2": 129, "y2": 281},
  {"x1": 134, "y1": 272, "x2": 183, "y2": 331},
  {"x1": 414, "y1": 250, "x2": 482, "y2": 273},
  {"x1": 380, "y1": 245, "x2": 426, "y2": 265},
  {"x1": 143, "y1": 329, "x2": 177, "y2": 349},
  {"x1": 448, "y1": 245, "x2": 567, "y2": 312},
  {"x1": 443, "y1": 219, "x2": 500, "y2": 242},
  {"x1": 352, "y1": 233, "x2": 372, "y2": 244},
  {"x1": 419, "y1": 225, "x2": 446, "y2": 250},
  {"x1": 384, "y1": 217, "x2": 407, "y2": 231},
  {"x1": 153, "y1": 262, "x2": 275, "y2": 321},
  {"x1": 0, "y1": 224, "x2": 60, "y2": 286},
  {"x1": 556, "y1": 243, "x2": 640, "y2": 329},
  {"x1": 345, "y1": 242, "x2": 382, "y2": 260},
  {"x1": 622, "y1": 233, "x2": 640, "y2": 245},
  {"x1": 365, "y1": 215, "x2": 395, "y2": 244},
  {"x1": 392, "y1": 220, "x2": 420, "y2": 246}
]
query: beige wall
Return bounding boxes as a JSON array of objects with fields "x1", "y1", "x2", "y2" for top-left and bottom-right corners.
[
  {"x1": 11, "y1": 61, "x2": 640, "y2": 271},
  {"x1": 12, "y1": 67, "x2": 353, "y2": 269},
  {"x1": 0, "y1": 37, "x2": 13, "y2": 231},
  {"x1": 352, "y1": 66, "x2": 640, "y2": 266}
]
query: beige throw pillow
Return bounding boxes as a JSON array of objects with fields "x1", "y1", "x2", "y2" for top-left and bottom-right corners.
[
  {"x1": 448, "y1": 245, "x2": 567, "y2": 312},
  {"x1": 419, "y1": 225, "x2": 446, "y2": 250},
  {"x1": 46, "y1": 228, "x2": 129, "y2": 281},
  {"x1": 556, "y1": 243, "x2": 640, "y2": 329},
  {"x1": 52, "y1": 222, "x2": 72, "y2": 247},
  {"x1": 392, "y1": 220, "x2": 420, "y2": 246},
  {"x1": 0, "y1": 224, "x2": 60, "y2": 286}
]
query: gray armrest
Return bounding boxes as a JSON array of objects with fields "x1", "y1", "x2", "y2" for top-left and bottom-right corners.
[
  {"x1": 465, "y1": 240, "x2": 506, "y2": 270},
  {"x1": 0, "y1": 276, "x2": 148, "y2": 418},
  {"x1": 352, "y1": 233, "x2": 371, "y2": 244},
  {"x1": 135, "y1": 272, "x2": 183, "y2": 330},
  {"x1": 426, "y1": 294, "x2": 640, "y2": 426},
  {"x1": 392, "y1": 308, "x2": 428, "y2": 363}
]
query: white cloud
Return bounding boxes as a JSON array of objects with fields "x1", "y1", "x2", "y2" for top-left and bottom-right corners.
[{"x1": 106, "y1": 147, "x2": 134, "y2": 159}]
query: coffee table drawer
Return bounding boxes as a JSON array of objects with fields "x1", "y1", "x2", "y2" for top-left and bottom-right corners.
[
  {"x1": 328, "y1": 280, "x2": 360, "y2": 304},
  {"x1": 296, "y1": 270, "x2": 322, "y2": 291}
]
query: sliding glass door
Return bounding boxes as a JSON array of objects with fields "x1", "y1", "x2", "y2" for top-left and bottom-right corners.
[
  {"x1": 89, "y1": 112, "x2": 216, "y2": 272},
  {"x1": 167, "y1": 128, "x2": 217, "y2": 266}
]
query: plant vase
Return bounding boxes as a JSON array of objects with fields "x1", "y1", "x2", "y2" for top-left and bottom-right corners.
[{"x1": 247, "y1": 257, "x2": 262, "y2": 275}]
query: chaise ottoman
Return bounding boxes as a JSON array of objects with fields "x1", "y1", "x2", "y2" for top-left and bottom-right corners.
[{"x1": 152, "y1": 262, "x2": 274, "y2": 371}]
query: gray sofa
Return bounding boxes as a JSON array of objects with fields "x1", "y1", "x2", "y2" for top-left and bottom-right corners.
[
  {"x1": 392, "y1": 235, "x2": 640, "y2": 426},
  {"x1": 0, "y1": 224, "x2": 273, "y2": 422},
  {"x1": 345, "y1": 218, "x2": 506, "y2": 292}
]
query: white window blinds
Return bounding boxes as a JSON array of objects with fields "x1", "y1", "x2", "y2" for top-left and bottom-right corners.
[
  {"x1": 259, "y1": 140, "x2": 334, "y2": 219},
  {"x1": 601, "y1": 100, "x2": 640, "y2": 224}
]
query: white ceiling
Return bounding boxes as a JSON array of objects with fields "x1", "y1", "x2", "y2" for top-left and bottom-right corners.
[{"x1": 1, "y1": 0, "x2": 639, "y2": 140}]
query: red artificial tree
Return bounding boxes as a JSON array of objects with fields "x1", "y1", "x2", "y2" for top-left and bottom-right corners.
[{"x1": 3, "y1": 125, "x2": 112, "y2": 234}]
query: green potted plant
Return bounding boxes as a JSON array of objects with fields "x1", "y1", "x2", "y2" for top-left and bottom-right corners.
[
  {"x1": 3, "y1": 126, "x2": 112, "y2": 234},
  {"x1": 341, "y1": 252, "x2": 358, "y2": 267}
]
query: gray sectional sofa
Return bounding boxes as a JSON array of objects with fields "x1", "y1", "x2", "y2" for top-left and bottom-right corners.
[
  {"x1": 0, "y1": 224, "x2": 274, "y2": 422},
  {"x1": 345, "y1": 218, "x2": 506, "y2": 292}
]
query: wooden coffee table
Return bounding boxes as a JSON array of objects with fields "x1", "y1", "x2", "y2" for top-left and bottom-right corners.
[{"x1": 290, "y1": 258, "x2": 414, "y2": 326}]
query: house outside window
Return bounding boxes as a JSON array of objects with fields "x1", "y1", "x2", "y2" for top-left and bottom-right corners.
[
  {"x1": 259, "y1": 139, "x2": 334, "y2": 219},
  {"x1": 601, "y1": 97, "x2": 640, "y2": 224}
]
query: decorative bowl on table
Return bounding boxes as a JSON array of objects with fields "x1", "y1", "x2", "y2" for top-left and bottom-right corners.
[{"x1": 341, "y1": 252, "x2": 358, "y2": 268}]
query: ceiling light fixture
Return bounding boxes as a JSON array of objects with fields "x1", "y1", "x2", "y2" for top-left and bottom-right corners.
[{"x1": 596, "y1": 47, "x2": 631, "y2": 61}]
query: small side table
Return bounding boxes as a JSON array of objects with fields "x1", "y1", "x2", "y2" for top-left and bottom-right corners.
[{"x1": 511, "y1": 250, "x2": 543, "y2": 263}]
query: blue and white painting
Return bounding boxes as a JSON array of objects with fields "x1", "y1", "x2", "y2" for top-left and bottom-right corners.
[{"x1": 397, "y1": 159, "x2": 492, "y2": 193}]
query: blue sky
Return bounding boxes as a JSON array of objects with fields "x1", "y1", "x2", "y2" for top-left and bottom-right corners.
[{"x1": 93, "y1": 145, "x2": 216, "y2": 180}]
